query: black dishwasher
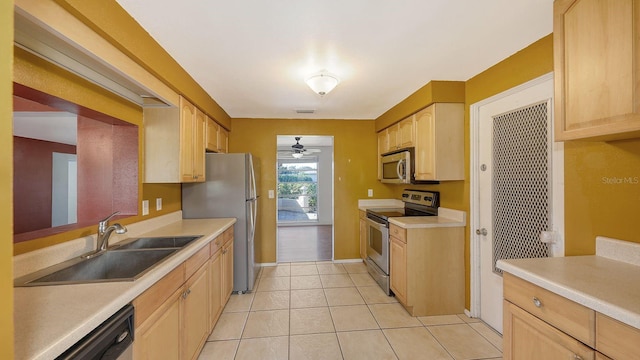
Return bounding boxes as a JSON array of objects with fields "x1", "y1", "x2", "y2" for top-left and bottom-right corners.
[{"x1": 56, "y1": 304, "x2": 134, "y2": 360}]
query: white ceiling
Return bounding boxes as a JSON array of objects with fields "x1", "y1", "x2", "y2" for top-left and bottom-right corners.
[
  {"x1": 13, "y1": 112, "x2": 77, "y2": 145},
  {"x1": 116, "y1": 0, "x2": 553, "y2": 120}
]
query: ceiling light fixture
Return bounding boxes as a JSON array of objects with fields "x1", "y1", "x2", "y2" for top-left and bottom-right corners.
[
  {"x1": 292, "y1": 152, "x2": 304, "y2": 159},
  {"x1": 305, "y1": 71, "x2": 339, "y2": 96}
]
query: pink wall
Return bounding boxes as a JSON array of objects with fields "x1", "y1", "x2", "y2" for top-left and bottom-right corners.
[{"x1": 13, "y1": 137, "x2": 76, "y2": 234}]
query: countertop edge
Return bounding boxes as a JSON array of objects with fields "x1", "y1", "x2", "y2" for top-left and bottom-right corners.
[
  {"x1": 15, "y1": 217, "x2": 236, "y2": 360},
  {"x1": 497, "y1": 258, "x2": 640, "y2": 329}
]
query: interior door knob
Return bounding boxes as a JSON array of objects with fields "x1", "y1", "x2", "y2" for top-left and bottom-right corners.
[{"x1": 476, "y1": 228, "x2": 487, "y2": 236}]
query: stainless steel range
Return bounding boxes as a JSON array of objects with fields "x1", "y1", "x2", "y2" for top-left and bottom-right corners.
[{"x1": 365, "y1": 189, "x2": 439, "y2": 295}]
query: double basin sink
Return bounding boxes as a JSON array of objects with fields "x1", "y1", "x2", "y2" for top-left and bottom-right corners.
[{"x1": 15, "y1": 235, "x2": 203, "y2": 287}]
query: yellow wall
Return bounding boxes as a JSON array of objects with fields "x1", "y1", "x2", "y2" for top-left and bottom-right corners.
[
  {"x1": 375, "y1": 81, "x2": 465, "y2": 131},
  {"x1": 1, "y1": 0, "x2": 13, "y2": 357},
  {"x1": 464, "y1": 34, "x2": 554, "y2": 307},
  {"x1": 230, "y1": 118, "x2": 397, "y2": 262},
  {"x1": 564, "y1": 140, "x2": 640, "y2": 254}
]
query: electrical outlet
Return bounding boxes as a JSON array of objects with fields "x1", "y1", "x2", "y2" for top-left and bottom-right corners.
[
  {"x1": 142, "y1": 200, "x2": 149, "y2": 216},
  {"x1": 368, "y1": 189, "x2": 373, "y2": 197},
  {"x1": 268, "y1": 190, "x2": 275, "y2": 199},
  {"x1": 156, "y1": 198, "x2": 162, "y2": 211}
]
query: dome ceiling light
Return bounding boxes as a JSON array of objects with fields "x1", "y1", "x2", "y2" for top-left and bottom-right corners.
[{"x1": 305, "y1": 71, "x2": 339, "y2": 96}]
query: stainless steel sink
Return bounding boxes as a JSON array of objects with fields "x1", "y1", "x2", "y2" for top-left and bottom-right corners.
[
  {"x1": 15, "y1": 249, "x2": 178, "y2": 286},
  {"x1": 112, "y1": 235, "x2": 201, "y2": 250}
]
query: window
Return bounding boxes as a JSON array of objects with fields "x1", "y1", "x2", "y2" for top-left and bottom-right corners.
[{"x1": 277, "y1": 160, "x2": 318, "y2": 222}]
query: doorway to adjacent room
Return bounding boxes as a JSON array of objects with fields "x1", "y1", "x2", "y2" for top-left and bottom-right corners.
[{"x1": 276, "y1": 135, "x2": 334, "y2": 262}]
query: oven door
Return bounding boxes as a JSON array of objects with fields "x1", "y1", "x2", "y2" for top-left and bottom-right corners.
[{"x1": 365, "y1": 217, "x2": 389, "y2": 274}]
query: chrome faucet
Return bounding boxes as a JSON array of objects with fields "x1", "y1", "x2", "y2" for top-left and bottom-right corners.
[{"x1": 96, "y1": 211, "x2": 127, "y2": 252}]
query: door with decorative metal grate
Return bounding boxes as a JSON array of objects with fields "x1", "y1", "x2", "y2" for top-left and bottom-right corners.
[{"x1": 475, "y1": 75, "x2": 558, "y2": 333}]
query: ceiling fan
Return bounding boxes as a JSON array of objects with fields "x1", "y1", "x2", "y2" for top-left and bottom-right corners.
[{"x1": 278, "y1": 136, "x2": 321, "y2": 158}]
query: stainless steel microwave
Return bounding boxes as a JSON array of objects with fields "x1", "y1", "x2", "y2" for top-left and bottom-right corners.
[{"x1": 380, "y1": 149, "x2": 412, "y2": 184}]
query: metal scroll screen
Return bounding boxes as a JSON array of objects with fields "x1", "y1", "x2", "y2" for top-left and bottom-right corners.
[{"x1": 492, "y1": 101, "x2": 550, "y2": 274}]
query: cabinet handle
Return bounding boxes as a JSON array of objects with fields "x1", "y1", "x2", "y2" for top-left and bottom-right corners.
[
  {"x1": 574, "y1": 355, "x2": 582, "y2": 360},
  {"x1": 532, "y1": 297, "x2": 542, "y2": 308},
  {"x1": 182, "y1": 289, "x2": 192, "y2": 299}
]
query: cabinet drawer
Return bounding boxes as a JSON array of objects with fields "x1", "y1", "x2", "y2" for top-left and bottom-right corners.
[
  {"x1": 389, "y1": 224, "x2": 406, "y2": 243},
  {"x1": 223, "y1": 226, "x2": 234, "y2": 245},
  {"x1": 185, "y1": 245, "x2": 210, "y2": 280},
  {"x1": 596, "y1": 313, "x2": 640, "y2": 360},
  {"x1": 210, "y1": 235, "x2": 223, "y2": 256},
  {"x1": 503, "y1": 273, "x2": 595, "y2": 347},
  {"x1": 133, "y1": 264, "x2": 185, "y2": 328}
]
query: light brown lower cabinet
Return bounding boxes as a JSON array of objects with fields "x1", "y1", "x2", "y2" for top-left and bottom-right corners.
[
  {"x1": 503, "y1": 300, "x2": 594, "y2": 360},
  {"x1": 134, "y1": 287, "x2": 182, "y2": 360},
  {"x1": 503, "y1": 273, "x2": 640, "y2": 360},
  {"x1": 182, "y1": 264, "x2": 210, "y2": 360},
  {"x1": 133, "y1": 227, "x2": 234, "y2": 360},
  {"x1": 222, "y1": 238, "x2": 234, "y2": 301},
  {"x1": 134, "y1": 262, "x2": 209, "y2": 360},
  {"x1": 389, "y1": 236, "x2": 407, "y2": 305},
  {"x1": 388, "y1": 224, "x2": 464, "y2": 316},
  {"x1": 209, "y1": 249, "x2": 223, "y2": 328}
]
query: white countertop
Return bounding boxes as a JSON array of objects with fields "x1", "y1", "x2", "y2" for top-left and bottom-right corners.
[
  {"x1": 358, "y1": 199, "x2": 467, "y2": 229},
  {"x1": 14, "y1": 216, "x2": 236, "y2": 360},
  {"x1": 389, "y1": 207, "x2": 466, "y2": 229},
  {"x1": 497, "y1": 237, "x2": 640, "y2": 329}
]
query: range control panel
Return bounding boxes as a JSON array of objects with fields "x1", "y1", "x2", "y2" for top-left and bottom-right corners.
[{"x1": 401, "y1": 189, "x2": 440, "y2": 208}]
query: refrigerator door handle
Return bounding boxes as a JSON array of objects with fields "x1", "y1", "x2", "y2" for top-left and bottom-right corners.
[
  {"x1": 252, "y1": 199, "x2": 257, "y2": 239},
  {"x1": 248, "y1": 155, "x2": 257, "y2": 200}
]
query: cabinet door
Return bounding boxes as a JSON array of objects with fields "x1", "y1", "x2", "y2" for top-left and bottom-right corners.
[
  {"x1": 217, "y1": 127, "x2": 229, "y2": 153},
  {"x1": 390, "y1": 236, "x2": 407, "y2": 304},
  {"x1": 223, "y1": 239, "x2": 234, "y2": 301},
  {"x1": 209, "y1": 250, "x2": 223, "y2": 329},
  {"x1": 398, "y1": 116, "x2": 415, "y2": 148},
  {"x1": 179, "y1": 98, "x2": 196, "y2": 182},
  {"x1": 135, "y1": 290, "x2": 181, "y2": 360},
  {"x1": 182, "y1": 263, "x2": 209, "y2": 360},
  {"x1": 414, "y1": 106, "x2": 436, "y2": 180},
  {"x1": 359, "y1": 218, "x2": 367, "y2": 260},
  {"x1": 206, "y1": 117, "x2": 219, "y2": 152},
  {"x1": 387, "y1": 124, "x2": 399, "y2": 151},
  {"x1": 555, "y1": 0, "x2": 640, "y2": 141},
  {"x1": 503, "y1": 300, "x2": 595, "y2": 360},
  {"x1": 377, "y1": 129, "x2": 389, "y2": 155},
  {"x1": 193, "y1": 109, "x2": 206, "y2": 182}
]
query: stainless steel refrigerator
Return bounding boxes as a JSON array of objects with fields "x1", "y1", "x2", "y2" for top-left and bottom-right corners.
[{"x1": 182, "y1": 153, "x2": 259, "y2": 293}]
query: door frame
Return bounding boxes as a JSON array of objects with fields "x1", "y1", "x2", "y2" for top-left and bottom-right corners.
[
  {"x1": 469, "y1": 72, "x2": 564, "y2": 318},
  {"x1": 274, "y1": 135, "x2": 335, "y2": 263}
]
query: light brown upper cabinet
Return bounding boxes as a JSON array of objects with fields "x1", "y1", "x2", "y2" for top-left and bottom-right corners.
[
  {"x1": 554, "y1": 0, "x2": 640, "y2": 141},
  {"x1": 144, "y1": 96, "x2": 206, "y2": 183},
  {"x1": 217, "y1": 126, "x2": 229, "y2": 153},
  {"x1": 205, "y1": 117, "x2": 219, "y2": 152},
  {"x1": 379, "y1": 116, "x2": 415, "y2": 155},
  {"x1": 414, "y1": 103, "x2": 464, "y2": 181},
  {"x1": 205, "y1": 117, "x2": 229, "y2": 153}
]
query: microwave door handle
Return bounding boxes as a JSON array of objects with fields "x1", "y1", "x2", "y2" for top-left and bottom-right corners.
[{"x1": 396, "y1": 159, "x2": 404, "y2": 180}]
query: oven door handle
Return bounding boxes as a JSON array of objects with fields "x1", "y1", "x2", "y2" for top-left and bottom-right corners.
[{"x1": 366, "y1": 217, "x2": 388, "y2": 232}]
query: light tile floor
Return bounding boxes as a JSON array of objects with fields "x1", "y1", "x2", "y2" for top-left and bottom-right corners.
[{"x1": 199, "y1": 261, "x2": 503, "y2": 360}]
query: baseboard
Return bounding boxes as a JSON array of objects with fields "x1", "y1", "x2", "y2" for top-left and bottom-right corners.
[
  {"x1": 332, "y1": 258, "x2": 364, "y2": 264},
  {"x1": 257, "y1": 262, "x2": 278, "y2": 267}
]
